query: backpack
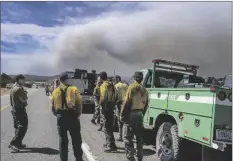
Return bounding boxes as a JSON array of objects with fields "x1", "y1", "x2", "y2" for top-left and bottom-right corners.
[{"x1": 59, "y1": 85, "x2": 69, "y2": 110}]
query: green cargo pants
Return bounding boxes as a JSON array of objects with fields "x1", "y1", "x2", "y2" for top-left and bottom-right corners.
[
  {"x1": 116, "y1": 102, "x2": 123, "y2": 139},
  {"x1": 124, "y1": 110, "x2": 144, "y2": 161},
  {"x1": 92, "y1": 98, "x2": 104, "y2": 126},
  {"x1": 102, "y1": 107, "x2": 116, "y2": 148}
]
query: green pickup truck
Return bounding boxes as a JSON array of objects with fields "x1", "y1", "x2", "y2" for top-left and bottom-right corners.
[{"x1": 134, "y1": 59, "x2": 231, "y2": 161}]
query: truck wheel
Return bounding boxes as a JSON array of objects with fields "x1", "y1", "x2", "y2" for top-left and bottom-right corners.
[{"x1": 156, "y1": 122, "x2": 181, "y2": 161}]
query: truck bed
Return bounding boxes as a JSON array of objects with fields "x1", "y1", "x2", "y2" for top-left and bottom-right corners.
[{"x1": 144, "y1": 87, "x2": 232, "y2": 150}]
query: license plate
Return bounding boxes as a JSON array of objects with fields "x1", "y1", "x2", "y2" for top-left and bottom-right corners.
[{"x1": 216, "y1": 129, "x2": 232, "y2": 142}]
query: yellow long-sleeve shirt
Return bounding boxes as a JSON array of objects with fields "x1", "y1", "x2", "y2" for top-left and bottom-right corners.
[
  {"x1": 121, "y1": 81, "x2": 148, "y2": 114},
  {"x1": 115, "y1": 82, "x2": 128, "y2": 102},
  {"x1": 99, "y1": 81, "x2": 116, "y2": 108},
  {"x1": 50, "y1": 83, "x2": 82, "y2": 117}
]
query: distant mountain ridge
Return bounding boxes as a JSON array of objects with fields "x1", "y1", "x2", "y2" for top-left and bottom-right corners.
[
  {"x1": 9, "y1": 74, "x2": 58, "y2": 82},
  {"x1": 9, "y1": 74, "x2": 131, "y2": 82}
]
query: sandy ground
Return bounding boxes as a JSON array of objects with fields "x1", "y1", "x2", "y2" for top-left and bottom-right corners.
[{"x1": 1, "y1": 88, "x2": 10, "y2": 96}]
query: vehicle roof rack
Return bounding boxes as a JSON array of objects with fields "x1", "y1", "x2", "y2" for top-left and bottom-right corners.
[{"x1": 152, "y1": 59, "x2": 199, "y2": 75}]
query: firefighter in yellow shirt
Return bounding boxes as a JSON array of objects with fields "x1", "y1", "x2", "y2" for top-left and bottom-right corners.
[
  {"x1": 99, "y1": 71, "x2": 117, "y2": 152},
  {"x1": 50, "y1": 72, "x2": 83, "y2": 161},
  {"x1": 114, "y1": 75, "x2": 128, "y2": 141},
  {"x1": 121, "y1": 72, "x2": 148, "y2": 161}
]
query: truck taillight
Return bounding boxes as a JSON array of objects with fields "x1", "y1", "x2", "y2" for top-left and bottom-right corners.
[
  {"x1": 210, "y1": 87, "x2": 216, "y2": 92},
  {"x1": 228, "y1": 92, "x2": 232, "y2": 102},
  {"x1": 218, "y1": 91, "x2": 226, "y2": 101}
]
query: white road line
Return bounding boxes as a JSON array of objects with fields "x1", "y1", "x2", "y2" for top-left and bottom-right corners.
[{"x1": 82, "y1": 142, "x2": 97, "y2": 161}]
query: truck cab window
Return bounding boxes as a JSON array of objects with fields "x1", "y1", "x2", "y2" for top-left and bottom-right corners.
[
  {"x1": 177, "y1": 75, "x2": 205, "y2": 88},
  {"x1": 154, "y1": 77, "x2": 161, "y2": 88},
  {"x1": 154, "y1": 71, "x2": 182, "y2": 88},
  {"x1": 177, "y1": 79, "x2": 185, "y2": 88},
  {"x1": 145, "y1": 75, "x2": 152, "y2": 88}
]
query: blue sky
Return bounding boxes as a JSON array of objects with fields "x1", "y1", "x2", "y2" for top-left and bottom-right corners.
[
  {"x1": 1, "y1": 2, "x2": 145, "y2": 55},
  {"x1": 1, "y1": 1, "x2": 150, "y2": 75},
  {"x1": 1, "y1": 2, "x2": 231, "y2": 77}
]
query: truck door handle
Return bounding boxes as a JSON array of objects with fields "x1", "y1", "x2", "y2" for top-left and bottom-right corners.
[
  {"x1": 195, "y1": 119, "x2": 200, "y2": 127},
  {"x1": 185, "y1": 93, "x2": 190, "y2": 100},
  {"x1": 157, "y1": 92, "x2": 161, "y2": 98}
]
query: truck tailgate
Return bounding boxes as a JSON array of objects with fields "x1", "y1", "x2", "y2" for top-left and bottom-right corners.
[
  {"x1": 213, "y1": 89, "x2": 232, "y2": 144},
  {"x1": 168, "y1": 89, "x2": 215, "y2": 145}
]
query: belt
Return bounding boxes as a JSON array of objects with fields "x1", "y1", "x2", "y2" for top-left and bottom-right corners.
[
  {"x1": 56, "y1": 109, "x2": 77, "y2": 115},
  {"x1": 131, "y1": 109, "x2": 143, "y2": 112},
  {"x1": 12, "y1": 105, "x2": 26, "y2": 109},
  {"x1": 12, "y1": 107, "x2": 26, "y2": 112}
]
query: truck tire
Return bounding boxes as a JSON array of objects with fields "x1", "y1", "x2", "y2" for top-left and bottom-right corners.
[{"x1": 156, "y1": 122, "x2": 181, "y2": 161}]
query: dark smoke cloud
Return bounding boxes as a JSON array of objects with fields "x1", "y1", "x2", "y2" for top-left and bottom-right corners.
[{"x1": 52, "y1": 2, "x2": 231, "y2": 77}]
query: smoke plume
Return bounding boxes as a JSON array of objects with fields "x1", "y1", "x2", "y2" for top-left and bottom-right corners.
[{"x1": 51, "y1": 2, "x2": 232, "y2": 77}]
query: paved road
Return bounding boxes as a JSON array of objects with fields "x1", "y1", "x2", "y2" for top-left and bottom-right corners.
[
  {"x1": 1, "y1": 89, "x2": 88, "y2": 161},
  {"x1": 1, "y1": 89, "x2": 231, "y2": 161}
]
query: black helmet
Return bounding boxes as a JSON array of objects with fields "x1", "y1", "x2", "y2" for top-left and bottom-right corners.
[
  {"x1": 99, "y1": 71, "x2": 107, "y2": 80},
  {"x1": 59, "y1": 72, "x2": 68, "y2": 82},
  {"x1": 115, "y1": 75, "x2": 121, "y2": 81},
  {"x1": 15, "y1": 74, "x2": 25, "y2": 82},
  {"x1": 134, "y1": 72, "x2": 143, "y2": 82}
]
